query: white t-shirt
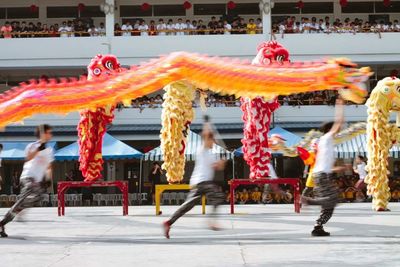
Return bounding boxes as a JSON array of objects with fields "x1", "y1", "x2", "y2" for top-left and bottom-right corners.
[
  {"x1": 157, "y1": 23, "x2": 167, "y2": 35},
  {"x1": 313, "y1": 132, "x2": 335, "y2": 174},
  {"x1": 224, "y1": 24, "x2": 232, "y2": 34},
  {"x1": 190, "y1": 147, "x2": 217, "y2": 186},
  {"x1": 98, "y1": 27, "x2": 106, "y2": 36},
  {"x1": 21, "y1": 141, "x2": 54, "y2": 183},
  {"x1": 356, "y1": 162, "x2": 367, "y2": 180},
  {"x1": 58, "y1": 26, "x2": 69, "y2": 37},
  {"x1": 121, "y1": 24, "x2": 132, "y2": 36},
  {"x1": 175, "y1": 23, "x2": 186, "y2": 35},
  {"x1": 88, "y1": 28, "x2": 98, "y2": 36},
  {"x1": 138, "y1": 24, "x2": 149, "y2": 36}
]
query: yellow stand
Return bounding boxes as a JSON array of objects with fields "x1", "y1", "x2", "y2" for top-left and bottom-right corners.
[{"x1": 155, "y1": 184, "x2": 206, "y2": 216}]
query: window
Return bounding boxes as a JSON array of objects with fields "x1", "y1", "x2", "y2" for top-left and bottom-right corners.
[
  {"x1": 0, "y1": 8, "x2": 5, "y2": 19},
  {"x1": 302, "y1": 2, "x2": 334, "y2": 14},
  {"x1": 194, "y1": 4, "x2": 226, "y2": 15},
  {"x1": 375, "y1": 1, "x2": 400, "y2": 12},
  {"x1": 47, "y1": 6, "x2": 77, "y2": 18},
  {"x1": 369, "y1": 14, "x2": 390, "y2": 23},
  {"x1": 80, "y1": 6, "x2": 104, "y2": 18},
  {"x1": 228, "y1": 3, "x2": 259, "y2": 15},
  {"x1": 120, "y1": 5, "x2": 152, "y2": 17},
  {"x1": 153, "y1": 5, "x2": 185, "y2": 16},
  {"x1": 341, "y1": 2, "x2": 374, "y2": 13},
  {"x1": 272, "y1": 3, "x2": 300, "y2": 15},
  {"x1": 7, "y1": 7, "x2": 39, "y2": 19}
]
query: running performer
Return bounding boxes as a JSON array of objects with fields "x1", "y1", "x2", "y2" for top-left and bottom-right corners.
[
  {"x1": 0, "y1": 124, "x2": 54, "y2": 238},
  {"x1": 162, "y1": 118, "x2": 225, "y2": 239},
  {"x1": 302, "y1": 99, "x2": 345, "y2": 237}
]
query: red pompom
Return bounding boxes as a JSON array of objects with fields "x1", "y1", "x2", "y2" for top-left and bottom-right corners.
[
  {"x1": 296, "y1": 1, "x2": 305, "y2": 9},
  {"x1": 30, "y1": 4, "x2": 38, "y2": 13},
  {"x1": 78, "y1": 3, "x2": 85, "y2": 12},
  {"x1": 383, "y1": 0, "x2": 391, "y2": 7},
  {"x1": 183, "y1": 1, "x2": 192, "y2": 10},
  {"x1": 227, "y1": 1, "x2": 236, "y2": 10},
  {"x1": 340, "y1": 0, "x2": 348, "y2": 7},
  {"x1": 141, "y1": 3, "x2": 151, "y2": 11}
]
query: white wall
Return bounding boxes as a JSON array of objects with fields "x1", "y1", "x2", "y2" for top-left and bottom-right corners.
[{"x1": 0, "y1": 33, "x2": 399, "y2": 68}]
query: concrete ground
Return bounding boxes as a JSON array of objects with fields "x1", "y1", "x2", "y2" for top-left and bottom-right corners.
[{"x1": 0, "y1": 203, "x2": 399, "y2": 267}]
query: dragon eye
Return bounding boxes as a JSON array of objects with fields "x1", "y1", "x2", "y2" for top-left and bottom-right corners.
[
  {"x1": 276, "y1": 55, "x2": 284, "y2": 63},
  {"x1": 397, "y1": 86, "x2": 400, "y2": 93},
  {"x1": 93, "y1": 68, "x2": 101, "y2": 76},
  {"x1": 105, "y1": 61, "x2": 114, "y2": 70}
]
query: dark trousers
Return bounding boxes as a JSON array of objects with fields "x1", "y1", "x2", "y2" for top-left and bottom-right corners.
[
  {"x1": 1, "y1": 178, "x2": 44, "y2": 226},
  {"x1": 167, "y1": 181, "x2": 224, "y2": 225},
  {"x1": 306, "y1": 172, "x2": 338, "y2": 226}
]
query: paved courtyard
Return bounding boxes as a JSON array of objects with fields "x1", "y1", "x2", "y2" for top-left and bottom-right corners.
[{"x1": 0, "y1": 203, "x2": 399, "y2": 267}]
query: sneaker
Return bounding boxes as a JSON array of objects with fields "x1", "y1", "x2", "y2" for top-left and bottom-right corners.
[
  {"x1": 0, "y1": 224, "x2": 7, "y2": 238},
  {"x1": 163, "y1": 221, "x2": 171, "y2": 239},
  {"x1": 311, "y1": 226, "x2": 330, "y2": 237}
]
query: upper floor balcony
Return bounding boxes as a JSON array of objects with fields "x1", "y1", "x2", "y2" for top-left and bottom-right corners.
[{"x1": 0, "y1": 32, "x2": 399, "y2": 69}]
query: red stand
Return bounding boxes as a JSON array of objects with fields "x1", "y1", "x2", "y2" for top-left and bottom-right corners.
[
  {"x1": 57, "y1": 181, "x2": 129, "y2": 216},
  {"x1": 229, "y1": 178, "x2": 301, "y2": 214}
]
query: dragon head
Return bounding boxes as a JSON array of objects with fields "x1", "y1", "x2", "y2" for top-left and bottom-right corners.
[
  {"x1": 367, "y1": 77, "x2": 400, "y2": 111},
  {"x1": 325, "y1": 58, "x2": 372, "y2": 104},
  {"x1": 253, "y1": 41, "x2": 290, "y2": 65},
  {"x1": 87, "y1": 54, "x2": 122, "y2": 80}
]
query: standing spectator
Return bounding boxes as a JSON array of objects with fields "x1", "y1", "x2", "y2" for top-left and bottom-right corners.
[
  {"x1": 293, "y1": 21, "x2": 302, "y2": 33},
  {"x1": 393, "y1": 20, "x2": 400, "y2": 32},
  {"x1": 20, "y1": 21, "x2": 28, "y2": 37},
  {"x1": 197, "y1": 20, "x2": 206, "y2": 35},
  {"x1": 98, "y1": 22, "x2": 106, "y2": 36},
  {"x1": 49, "y1": 25, "x2": 58, "y2": 37},
  {"x1": 175, "y1": 18, "x2": 186, "y2": 36},
  {"x1": 66, "y1": 21, "x2": 74, "y2": 37},
  {"x1": 35, "y1": 22, "x2": 43, "y2": 37},
  {"x1": 231, "y1": 20, "x2": 240, "y2": 34},
  {"x1": 58, "y1": 21, "x2": 69, "y2": 37},
  {"x1": 149, "y1": 20, "x2": 157, "y2": 36},
  {"x1": 121, "y1": 21, "x2": 132, "y2": 36},
  {"x1": 157, "y1": 19, "x2": 167, "y2": 35},
  {"x1": 216, "y1": 21, "x2": 224, "y2": 34},
  {"x1": 191, "y1": 20, "x2": 198, "y2": 35},
  {"x1": 27, "y1": 22, "x2": 36, "y2": 37},
  {"x1": 138, "y1": 20, "x2": 149, "y2": 36},
  {"x1": 11, "y1": 21, "x2": 20, "y2": 38},
  {"x1": 166, "y1": 19, "x2": 175, "y2": 35},
  {"x1": 302, "y1": 17, "x2": 311, "y2": 33},
  {"x1": 114, "y1": 23, "x2": 122, "y2": 36},
  {"x1": 88, "y1": 24, "x2": 98, "y2": 36},
  {"x1": 278, "y1": 20, "x2": 286, "y2": 34},
  {"x1": 256, "y1": 18, "x2": 262, "y2": 33},
  {"x1": 133, "y1": 20, "x2": 140, "y2": 36},
  {"x1": 208, "y1": 16, "x2": 218, "y2": 34},
  {"x1": 310, "y1": 17, "x2": 318, "y2": 33},
  {"x1": 285, "y1": 17, "x2": 294, "y2": 33},
  {"x1": 1, "y1": 21, "x2": 12, "y2": 38},
  {"x1": 238, "y1": 18, "x2": 247, "y2": 34},
  {"x1": 223, "y1": 20, "x2": 232, "y2": 35},
  {"x1": 185, "y1": 19, "x2": 193, "y2": 35},
  {"x1": 42, "y1": 24, "x2": 50, "y2": 37}
]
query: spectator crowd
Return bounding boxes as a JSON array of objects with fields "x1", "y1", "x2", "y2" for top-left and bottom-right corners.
[{"x1": 274, "y1": 16, "x2": 400, "y2": 34}]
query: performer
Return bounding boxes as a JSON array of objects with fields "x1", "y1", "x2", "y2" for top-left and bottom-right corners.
[
  {"x1": 353, "y1": 155, "x2": 367, "y2": 191},
  {"x1": 163, "y1": 116, "x2": 225, "y2": 239},
  {"x1": 301, "y1": 99, "x2": 345, "y2": 237},
  {"x1": 0, "y1": 124, "x2": 54, "y2": 238}
]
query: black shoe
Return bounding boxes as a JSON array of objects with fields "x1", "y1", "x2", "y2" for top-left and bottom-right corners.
[
  {"x1": 0, "y1": 224, "x2": 7, "y2": 238},
  {"x1": 311, "y1": 226, "x2": 330, "y2": 237}
]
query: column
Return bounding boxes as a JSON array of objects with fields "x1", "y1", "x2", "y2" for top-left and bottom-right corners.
[
  {"x1": 104, "y1": 0, "x2": 115, "y2": 38},
  {"x1": 261, "y1": 0, "x2": 272, "y2": 39}
]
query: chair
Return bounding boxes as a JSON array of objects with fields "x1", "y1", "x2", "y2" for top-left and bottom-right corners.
[
  {"x1": 41, "y1": 194, "x2": 50, "y2": 207},
  {"x1": 140, "y1": 193, "x2": 148, "y2": 202},
  {"x1": 100, "y1": 194, "x2": 107, "y2": 206},
  {"x1": 93, "y1": 193, "x2": 102, "y2": 206},
  {"x1": 162, "y1": 192, "x2": 169, "y2": 205},
  {"x1": 8, "y1": 194, "x2": 18, "y2": 205},
  {"x1": 65, "y1": 194, "x2": 74, "y2": 206},
  {"x1": 72, "y1": 194, "x2": 82, "y2": 206},
  {"x1": 128, "y1": 193, "x2": 137, "y2": 205},
  {"x1": 51, "y1": 194, "x2": 58, "y2": 207},
  {"x1": 115, "y1": 194, "x2": 123, "y2": 205},
  {"x1": 169, "y1": 192, "x2": 177, "y2": 205}
]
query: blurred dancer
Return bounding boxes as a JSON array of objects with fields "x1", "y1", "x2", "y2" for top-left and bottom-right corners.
[
  {"x1": 0, "y1": 124, "x2": 54, "y2": 238},
  {"x1": 302, "y1": 99, "x2": 345, "y2": 236},
  {"x1": 163, "y1": 116, "x2": 225, "y2": 239}
]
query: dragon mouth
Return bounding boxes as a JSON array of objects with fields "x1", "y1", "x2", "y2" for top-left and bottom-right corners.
[{"x1": 338, "y1": 67, "x2": 372, "y2": 104}]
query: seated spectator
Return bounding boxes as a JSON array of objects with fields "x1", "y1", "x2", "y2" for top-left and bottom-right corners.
[
  {"x1": 262, "y1": 189, "x2": 273, "y2": 204},
  {"x1": 247, "y1": 19, "x2": 257, "y2": 34},
  {"x1": 121, "y1": 21, "x2": 132, "y2": 36},
  {"x1": 88, "y1": 25, "x2": 98, "y2": 37},
  {"x1": 392, "y1": 188, "x2": 400, "y2": 202},
  {"x1": 1, "y1": 21, "x2": 12, "y2": 38},
  {"x1": 98, "y1": 22, "x2": 106, "y2": 36},
  {"x1": 197, "y1": 20, "x2": 206, "y2": 35},
  {"x1": 345, "y1": 187, "x2": 356, "y2": 202},
  {"x1": 239, "y1": 189, "x2": 249, "y2": 204},
  {"x1": 355, "y1": 191, "x2": 366, "y2": 202},
  {"x1": 114, "y1": 23, "x2": 122, "y2": 36},
  {"x1": 208, "y1": 16, "x2": 219, "y2": 35},
  {"x1": 58, "y1": 21, "x2": 69, "y2": 38},
  {"x1": 157, "y1": 19, "x2": 167, "y2": 36},
  {"x1": 138, "y1": 20, "x2": 149, "y2": 36},
  {"x1": 256, "y1": 18, "x2": 262, "y2": 33},
  {"x1": 251, "y1": 187, "x2": 262, "y2": 203},
  {"x1": 166, "y1": 19, "x2": 175, "y2": 35},
  {"x1": 149, "y1": 20, "x2": 157, "y2": 36},
  {"x1": 284, "y1": 190, "x2": 293, "y2": 203}
]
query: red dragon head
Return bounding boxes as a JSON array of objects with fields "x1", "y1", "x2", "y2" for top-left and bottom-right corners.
[
  {"x1": 87, "y1": 54, "x2": 122, "y2": 80},
  {"x1": 253, "y1": 41, "x2": 290, "y2": 66}
]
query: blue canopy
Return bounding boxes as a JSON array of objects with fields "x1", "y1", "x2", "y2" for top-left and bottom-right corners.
[
  {"x1": 1, "y1": 141, "x2": 57, "y2": 160},
  {"x1": 55, "y1": 133, "x2": 142, "y2": 161},
  {"x1": 234, "y1": 126, "x2": 302, "y2": 157}
]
